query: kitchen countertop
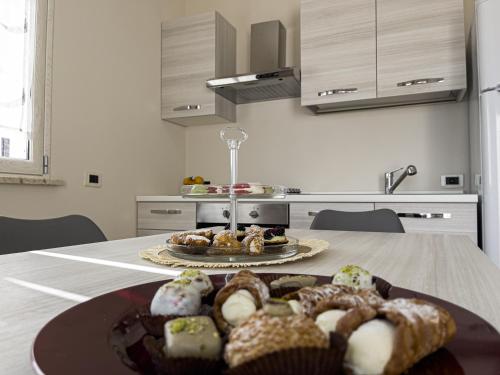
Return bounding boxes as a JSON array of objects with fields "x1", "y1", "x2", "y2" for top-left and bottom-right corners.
[
  {"x1": 137, "y1": 193, "x2": 479, "y2": 203},
  {"x1": 0, "y1": 229, "x2": 498, "y2": 374}
]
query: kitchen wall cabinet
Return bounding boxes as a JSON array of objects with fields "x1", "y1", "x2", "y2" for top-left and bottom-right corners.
[
  {"x1": 161, "y1": 12, "x2": 236, "y2": 126},
  {"x1": 300, "y1": 0, "x2": 377, "y2": 106},
  {"x1": 375, "y1": 203, "x2": 477, "y2": 243},
  {"x1": 290, "y1": 202, "x2": 375, "y2": 229},
  {"x1": 300, "y1": 0, "x2": 467, "y2": 113},
  {"x1": 137, "y1": 202, "x2": 196, "y2": 234},
  {"x1": 377, "y1": 0, "x2": 467, "y2": 99}
]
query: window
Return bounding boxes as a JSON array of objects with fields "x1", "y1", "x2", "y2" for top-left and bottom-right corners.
[{"x1": 0, "y1": 0, "x2": 52, "y2": 175}]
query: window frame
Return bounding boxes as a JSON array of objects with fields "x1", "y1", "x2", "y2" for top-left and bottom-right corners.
[{"x1": 0, "y1": 0, "x2": 53, "y2": 176}]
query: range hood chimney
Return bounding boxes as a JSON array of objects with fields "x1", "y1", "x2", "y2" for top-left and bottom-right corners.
[{"x1": 206, "y1": 20, "x2": 300, "y2": 104}]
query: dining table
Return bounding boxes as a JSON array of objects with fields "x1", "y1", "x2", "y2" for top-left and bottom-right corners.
[{"x1": 1, "y1": 228, "x2": 500, "y2": 374}]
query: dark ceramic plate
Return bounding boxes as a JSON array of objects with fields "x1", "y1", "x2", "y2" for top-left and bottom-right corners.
[{"x1": 32, "y1": 273, "x2": 500, "y2": 375}]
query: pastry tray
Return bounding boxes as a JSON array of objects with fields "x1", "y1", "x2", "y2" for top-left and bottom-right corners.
[
  {"x1": 181, "y1": 184, "x2": 286, "y2": 198},
  {"x1": 164, "y1": 237, "x2": 299, "y2": 262}
]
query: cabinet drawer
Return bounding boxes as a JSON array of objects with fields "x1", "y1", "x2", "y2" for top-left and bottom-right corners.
[
  {"x1": 137, "y1": 203, "x2": 196, "y2": 231},
  {"x1": 375, "y1": 203, "x2": 477, "y2": 243},
  {"x1": 136, "y1": 229, "x2": 173, "y2": 237},
  {"x1": 290, "y1": 203, "x2": 374, "y2": 229}
]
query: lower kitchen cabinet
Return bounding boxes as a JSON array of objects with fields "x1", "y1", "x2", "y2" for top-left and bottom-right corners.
[
  {"x1": 137, "y1": 202, "x2": 196, "y2": 233},
  {"x1": 290, "y1": 203, "x2": 375, "y2": 229},
  {"x1": 375, "y1": 203, "x2": 478, "y2": 244}
]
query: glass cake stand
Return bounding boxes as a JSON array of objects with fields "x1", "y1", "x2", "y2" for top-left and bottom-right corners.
[
  {"x1": 164, "y1": 237, "x2": 299, "y2": 263},
  {"x1": 176, "y1": 127, "x2": 297, "y2": 262}
]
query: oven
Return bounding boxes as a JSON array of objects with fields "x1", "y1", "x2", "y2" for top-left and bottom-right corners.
[{"x1": 196, "y1": 203, "x2": 289, "y2": 229}]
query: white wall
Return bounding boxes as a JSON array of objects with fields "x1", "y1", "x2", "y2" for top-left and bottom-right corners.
[
  {"x1": 182, "y1": 0, "x2": 474, "y2": 192},
  {"x1": 0, "y1": 0, "x2": 186, "y2": 240}
]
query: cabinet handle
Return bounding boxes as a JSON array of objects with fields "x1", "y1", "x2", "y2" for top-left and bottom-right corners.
[
  {"x1": 397, "y1": 213, "x2": 451, "y2": 219},
  {"x1": 150, "y1": 209, "x2": 182, "y2": 215},
  {"x1": 173, "y1": 105, "x2": 201, "y2": 111},
  {"x1": 308, "y1": 211, "x2": 319, "y2": 217},
  {"x1": 397, "y1": 78, "x2": 444, "y2": 87},
  {"x1": 318, "y1": 88, "x2": 358, "y2": 96},
  {"x1": 249, "y1": 210, "x2": 259, "y2": 219}
]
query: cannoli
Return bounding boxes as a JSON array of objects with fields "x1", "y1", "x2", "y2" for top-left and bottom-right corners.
[
  {"x1": 170, "y1": 229, "x2": 214, "y2": 245},
  {"x1": 241, "y1": 233, "x2": 264, "y2": 255},
  {"x1": 340, "y1": 298, "x2": 456, "y2": 375},
  {"x1": 213, "y1": 270, "x2": 270, "y2": 333},
  {"x1": 284, "y1": 284, "x2": 383, "y2": 317}
]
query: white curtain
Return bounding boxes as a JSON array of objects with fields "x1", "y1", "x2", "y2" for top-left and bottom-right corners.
[{"x1": 0, "y1": 0, "x2": 33, "y2": 133}]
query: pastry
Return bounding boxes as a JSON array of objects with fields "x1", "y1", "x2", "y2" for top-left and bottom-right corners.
[
  {"x1": 284, "y1": 283, "x2": 385, "y2": 318},
  {"x1": 332, "y1": 264, "x2": 374, "y2": 290},
  {"x1": 213, "y1": 270, "x2": 270, "y2": 333},
  {"x1": 241, "y1": 233, "x2": 264, "y2": 255},
  {"x1": 245, "y1": 225, "x2": 264, "y2": 237},
  {"x1": 170, "y1": 229, "x2": 214, "y2": 245},
  {"x1": 212, "y1": 230, "x2": 242, "y2": 250},
  {"x1": 224, "y1": 309, "x2": 329, "y2": 368},
  {"x1": 164, "y1": 316, "x2": 222, "y2": 360},
  {"x1": 270, "y1": 275, "x2": 317, "y2": 289},
  {"x1": 176, "y1": 269, "x2": 213, "y2": 297},
  {"x1": 263, "y1": 226, "x2": 288, "y2": 245},
  {"x1": 224, "y1": 223, "x2": 246, "y2": 240},
  {"x1": 150, "y1": 280, "x2": 201, "y2": 316},
  {"x1": 184, "y1": 235, "x2": 211, "y2": 247},
  {"x1": 262, "y1": 298, "x2": 295, "y2": 316},
  {"x1": 341, "y1": 298, "x2": 456, "y2": 375}
]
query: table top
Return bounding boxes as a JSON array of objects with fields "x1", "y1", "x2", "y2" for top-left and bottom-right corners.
[{"x1": 1, "y1": 229, "x2": 499, "y2": 374}]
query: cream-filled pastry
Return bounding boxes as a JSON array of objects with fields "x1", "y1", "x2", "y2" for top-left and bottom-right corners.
[
  {"x1": 177, "y1": 269, "x2": 213, "y2": 297},
  {"x1": 315, "y1": 309, "x2": 347, "y2": 336},
  {"x1": 287, "y1": 300, "x2": 304, "y2": 315},
  {"x1": 150, "y1": 281, "x2": 201, "y2": 316},
  {"x1": 333, "y1": 265, "x2": 374, "y2": 290},
  {"x1": 221, "y1": 289, "x2": 257, "y2": 327},
  {"x1": 344, "y1": 319, "x2": 396, "y2": 375}
]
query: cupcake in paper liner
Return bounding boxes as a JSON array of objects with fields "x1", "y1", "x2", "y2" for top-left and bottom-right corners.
[
  {"x1": 143, "y1": 316, "x2": 224, "y2": 375},
  {"x1": 224, "y1": 301, "x2": 347, "y2": 375}
]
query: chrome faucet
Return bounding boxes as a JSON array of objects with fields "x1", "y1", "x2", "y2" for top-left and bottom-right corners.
[{"x1": 385, "y1": 165, "x2": 418, "y2": 194}]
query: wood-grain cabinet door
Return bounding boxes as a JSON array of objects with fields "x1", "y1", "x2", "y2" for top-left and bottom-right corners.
[
  {"x1": 300, "y1": 0, "x2": 377, "y2": 106},
  {"x1": 377, "y1": 0, "x2": 466, "y2": 98},
  {"x1": 290, "y1": 203, "x2": 375, "y2": 229},
  {"x1": 162, "y1": 13, "x2": 217, "y2": 120}
]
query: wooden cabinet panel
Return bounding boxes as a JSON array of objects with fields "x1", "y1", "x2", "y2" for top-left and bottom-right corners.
[
  {"x1": 137, "y1": 203, "x2": 196, "y2": 231},
  {"x1": 375, "y1": 203, "x2": 477, "y2": 243},
  {"x1": 377, "y1": 0, "x2": 466, "y2": 98},
  {"x1": 300, "y1": 0, "x2": 377, "y2": 106},
  {"x1": 290, "y1": 203, "x2": 375, "y2": 229},
  {"x1": 161, "y1": 12, "x2": 236, "y2": 126}
]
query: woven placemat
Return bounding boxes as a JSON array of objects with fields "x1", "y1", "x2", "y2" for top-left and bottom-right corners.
[{"x1": 139, "y1": 239, "x2": 329, "y2": 268}]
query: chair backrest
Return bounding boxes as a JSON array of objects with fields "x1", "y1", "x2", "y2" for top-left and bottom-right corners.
[
  {"x1": 0, "y1": 215, "x2": 107, "y2": 254},
  {"x1": 310, "y1": 209, "x2": 405, "y2": 233}
]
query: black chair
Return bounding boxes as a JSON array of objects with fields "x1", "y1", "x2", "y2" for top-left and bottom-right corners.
[
  {"x1": 0, "y1": 215, "x2": 107, "y2": 254},
  {"x1": 310, "y1": 209, "x2": 405, "y2": 233}
]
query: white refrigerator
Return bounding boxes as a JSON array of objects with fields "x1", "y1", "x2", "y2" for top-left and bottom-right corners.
[{"x1": 477, "y1": 0, "x2": 500, "y2": 267}]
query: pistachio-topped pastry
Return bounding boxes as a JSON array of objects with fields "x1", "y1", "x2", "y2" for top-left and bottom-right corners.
[
  {"x1": 150, "y1": 281, "x2": 201, "y2": 316},
  {"x1": 177, "y1": 269, "x2": 213, "y2": 297},
  {"x1": 332, "y1": 265, "x2": 374, "y2": 290},
  {"x1": 164, "y1": 316, "x2": 222, "y2": 360}
]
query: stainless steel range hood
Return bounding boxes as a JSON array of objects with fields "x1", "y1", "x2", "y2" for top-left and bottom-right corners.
[{"x1": 206, "y1": 20, "x2": 300, "y2": 104}]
